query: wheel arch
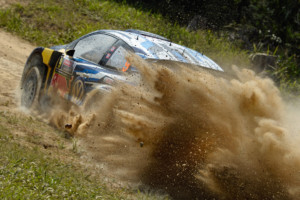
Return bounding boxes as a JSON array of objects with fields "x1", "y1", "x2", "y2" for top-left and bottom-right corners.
[
  {"x1": 21, "y1": 47, "x2": 45, "y2": 88},
  {"x1": 21, "y1": 47, "x2": 63, "y2": 90}
]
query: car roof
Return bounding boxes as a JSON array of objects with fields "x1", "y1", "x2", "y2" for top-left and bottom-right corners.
[
  {"x1": 73, "y1": 29, "x2": 223, "y2": 71},
  {"x1": 124, "y1": 29, "x2": 170, "y2": 41}
]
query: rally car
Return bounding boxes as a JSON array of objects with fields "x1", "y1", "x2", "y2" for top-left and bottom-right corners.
[{"x1": 20, "y1": 29, "x2": 223, "y2": 108}]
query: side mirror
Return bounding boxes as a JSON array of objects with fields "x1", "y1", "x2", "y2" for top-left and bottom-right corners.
[{"x1": 66, "y1": 49, "x2": 75, "y2": 57}]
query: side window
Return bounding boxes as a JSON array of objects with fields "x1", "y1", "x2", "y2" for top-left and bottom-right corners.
[
  {"x1": 74, "y1": 34, "x2": 117, "y2": 64},
  {"x1": 105, "y1": 44, "x2": 135, "y2": 72}
]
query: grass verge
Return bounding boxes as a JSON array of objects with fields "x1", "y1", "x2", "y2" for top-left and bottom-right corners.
[
  {"x1": 0, "y1": 111, "x2": 166, "y2": 199},
  {"x1": 0, "y1": 0, "x2": 249, "y2": 68},
  {"x1": 0, "y1": 126, "x2": 121, "y2": 199}
]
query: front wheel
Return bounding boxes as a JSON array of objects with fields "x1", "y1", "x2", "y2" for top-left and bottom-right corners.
[
  {"x1": 21, "y1": 66, "x2": 43, "y2": 108},
  {"x1": 70, "y1": 77, "x2": 86, "y2": 105}
]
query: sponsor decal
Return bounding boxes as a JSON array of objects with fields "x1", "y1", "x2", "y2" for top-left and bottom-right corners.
[
  {"x1": 122, "y1": 61, "x2": 131, "y2": 72},
  {"x1": 106, "y1": 53, "x2": 111, "y2": 59},
  {"x1": 57, "y1": 57, "x2": 63, "y2": 69},
  {"x1": 51, "y1": 73, "x2": 68, "y2": 96},
  {"x1": 110, "y1": 46, "x2": 116, "y2": 52},
  {"x1": 63, "y1": 59, "x2": 72, "y2": 67},
  {"x1": 60, "y1": 58, "x2": 74, "y2": 75}
]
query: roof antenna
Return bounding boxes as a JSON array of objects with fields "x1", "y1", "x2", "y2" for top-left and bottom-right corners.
[{"x1": 182, "y1": 48, "x2": 185, "y2": 55}]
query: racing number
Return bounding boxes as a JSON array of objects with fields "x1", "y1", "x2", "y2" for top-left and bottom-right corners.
[{"x1": 122, "y1": 61, "x2": 131, "y2": 72}]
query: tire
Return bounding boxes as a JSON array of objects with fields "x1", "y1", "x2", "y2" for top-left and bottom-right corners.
[
  {"x1": 70, "y1": 77, "x2": 86, "y2": 105},
  {"x1": 21, "y1": 66, "x2": 44, "y2": 108}
]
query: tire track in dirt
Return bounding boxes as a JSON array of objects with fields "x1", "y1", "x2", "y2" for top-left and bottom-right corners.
[{"x1": 0, "y1": 30, "x2": 33, "y2": 108}]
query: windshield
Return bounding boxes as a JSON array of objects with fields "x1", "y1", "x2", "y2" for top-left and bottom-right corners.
[
  {"x1": 140, "y1": 37, "x2": 221, "y2": 70},
  {"x1": 129, "y1": 34, "x2": 222, "y2": 71}
]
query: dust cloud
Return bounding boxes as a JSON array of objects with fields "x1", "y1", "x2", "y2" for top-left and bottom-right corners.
[{"x1": 46, "y1": 54, "x2": 300, "y2": 199}]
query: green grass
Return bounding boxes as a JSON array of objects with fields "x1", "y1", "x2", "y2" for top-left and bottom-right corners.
[
  {"x1": 0, "y1": 0, "x2": 249, "y2": 68},
  {"x1": 1, "y1": 0, "x2": 298, "y2": 93},
  {"x1": 0, "y1": 109, "x2": 167, "y2": 199},
  {"x1": 0, "y1": 128, "x2": 120, "y2": 199},
  {"x1": 272, "y1": 54, "x2": 300, "y2": 95},
  {"x1": 0, "y1": 117, "x2": 166, "y2": 199},
  {"x1": 0, "y1": 0, "x2": 295, "y2": 198}
]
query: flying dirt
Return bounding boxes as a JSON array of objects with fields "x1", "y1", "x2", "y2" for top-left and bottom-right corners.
[
  {"x1": 1, "y1": 30, "x2": 300, "y2": 199},
  {"x1": 48, "y1": 54, "x2": 300, "y2": 199}
]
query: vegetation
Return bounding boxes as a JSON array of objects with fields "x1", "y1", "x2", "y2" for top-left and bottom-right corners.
[
  {"x1": 115, "y1": 0, "x2": 300, "y2": 93},
  {"x1": 0, "y1": 111, "x2": 165, "y2": 199},
  {"x1": 272, "y1": 54, "x2": 300, "y2": 94},
  {"x1": 0, "y1": 0, "x2": 298, "y2": 198},
  {"x1": 116, "y1": 0, "x2": 299, "y2": 54},
  {"x1": 1, "y1": 0, "x2": 298, "y2": 92},
  {"x1": 0, "y1": 0, "x2": 249, "y2": 68},
  {"x1": 0, "y1": 114, "x2": 119, "y2": 199}
]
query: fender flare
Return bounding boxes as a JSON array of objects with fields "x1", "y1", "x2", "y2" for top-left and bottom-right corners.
[
  {"x1": 21, "y1": 47, "x2": 63, "y2": 90},
  {"x1": 20, "y1": 47, "x2": 45, "y2": 88}
]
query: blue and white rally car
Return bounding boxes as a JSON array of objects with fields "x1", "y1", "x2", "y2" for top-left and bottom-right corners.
[{"x1": 20, "y1": 29, "x2": 223, "y2": 108}]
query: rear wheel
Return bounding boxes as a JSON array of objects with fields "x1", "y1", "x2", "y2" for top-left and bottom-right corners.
[{"x1": 21, "y1": 66, "x2": 43, "y2": 108}]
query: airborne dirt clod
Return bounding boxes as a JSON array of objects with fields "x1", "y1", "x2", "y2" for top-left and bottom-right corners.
[{"x1": 1, "y1": 30, "x2": 300, "y2": 199}]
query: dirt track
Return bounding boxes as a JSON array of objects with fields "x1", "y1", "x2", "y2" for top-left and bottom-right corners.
[
  {"x1": 0, "y1": 30, "x2": 34, "y2": 109},
  {"x1": 2, "y1": 29, "x2": 300, "y2": 200},
  {"x1": 0, "y1": 30, "x2": 86, "y2": 168}
]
